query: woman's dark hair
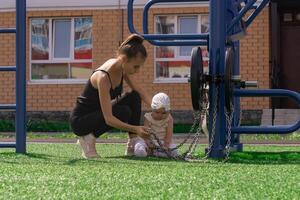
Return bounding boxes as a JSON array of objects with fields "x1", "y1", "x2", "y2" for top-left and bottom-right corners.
[{"x1": 118, "y1": 34, "x2": 147, "y2": 59}]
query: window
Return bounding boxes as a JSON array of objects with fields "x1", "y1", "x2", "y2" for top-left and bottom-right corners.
[
  {"x1": 30, "y1": 17, "x2": 93, "y2": 82},
  {"x1": 154, "y1": 15, "x2": 209, "y2": 82}
]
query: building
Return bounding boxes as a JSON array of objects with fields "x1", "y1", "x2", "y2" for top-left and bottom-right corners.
[{"x1": 0, "y1": 0, "x2": 299, "y2": 125}]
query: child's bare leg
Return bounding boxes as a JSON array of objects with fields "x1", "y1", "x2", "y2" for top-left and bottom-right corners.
[{"x1": 134, "y1": 138, "x2": 148, "y2": 157}]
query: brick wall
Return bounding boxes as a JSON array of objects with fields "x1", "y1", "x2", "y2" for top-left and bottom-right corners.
[{"x1": 0, "y1": 6, "x2": 270, "y2": 112}]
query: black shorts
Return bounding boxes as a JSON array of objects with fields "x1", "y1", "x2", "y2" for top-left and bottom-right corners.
[{"x1": 70, "y1": 91, "x2": 141, "y2": 137}]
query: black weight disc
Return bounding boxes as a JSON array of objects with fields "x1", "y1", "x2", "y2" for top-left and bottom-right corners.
[
  {"x1": 190, "y1": 47, "x2": 204, "y2": 111},
  {"x1": 225, "y1": 46, "x2": 235, "y2": 112}
]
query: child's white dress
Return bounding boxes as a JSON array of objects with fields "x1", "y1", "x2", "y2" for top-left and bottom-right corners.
[{"x1": 134, "y1": 112, "x2": 178, "y2": 157}]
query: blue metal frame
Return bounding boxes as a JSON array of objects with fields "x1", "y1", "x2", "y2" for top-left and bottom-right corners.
[
  {"x1": 128, "y1": 0, "x2": 208, "y2": 46},
  {"x1": 0, "y1": 0, "x2": 27, "y2": 153},
  {"x1": 128, "y1": 0, "x2": 300, "y2": 158},
  {"x1": 207, "y1": 0, "x2": 227, "y2": 158},
  {"x1": 233, "y1": 89, "x2": 300, "y2": 134},
  {"x1": 15, "y1": 0, "x2": 27, "y2": 154}
]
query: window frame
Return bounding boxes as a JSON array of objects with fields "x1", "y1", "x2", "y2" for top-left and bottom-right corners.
[
  {"x1": 154, "y1": 14, "x2": 208, "y2": 83},
  {"x1": 29, "y1": 17, "x2": 93, "y2": 84}
]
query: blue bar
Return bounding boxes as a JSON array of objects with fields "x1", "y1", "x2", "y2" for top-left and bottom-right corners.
[
  {"x1": 127, "y1": 0, "x2": 209, "y2": 46},
  {"x1": 15, "y1": 0, "x2": 27, "y2": 154},
  {"x1": 143, "y1": 0, "x2": 209, "y2": 37},
  {"x1": 0, "y1": 28, "x2": 16, "y2": 33},
  {"x1": 0, "y1": 66, "x2": 16, "y2": 71},
  {"x1": 227, "y1": 0, "x2": 255, "y2": 33},
  {"x1": 127, "y1": 0, "x2": 138, "y2": 34},
  {"x1": 148, "y1": 40, "x2": 207, "y2": 46},
  {"x1": 142, "y1": 33, "x2": 209, "y2": 40},
  {"x1": 207, "y1": 0, "x2": 227, "y2": 158},
  {"x1": 0, "y1": 104, "x2": 16, "y2": 109},
  {"x1": 232, "y1": 89, "x2": 300, "y2": 134},
  {"x1": 245, "y1": 0, "x2": 270, "y2": 27},
  {"x1": 0, "y1": 143, "x2": 16, "y2": 148}
]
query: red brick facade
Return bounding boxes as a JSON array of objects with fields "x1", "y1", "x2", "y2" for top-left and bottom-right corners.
[{"x1": 0, "y1": 6, "x2": 270, "y2": 112}]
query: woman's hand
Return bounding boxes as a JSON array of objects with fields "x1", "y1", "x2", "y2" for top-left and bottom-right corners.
[{"x1": 134, "y1": 126, "x2": 150, "y2": 137}]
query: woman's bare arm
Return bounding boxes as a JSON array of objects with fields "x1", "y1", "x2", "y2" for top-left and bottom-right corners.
[
  {"x1": 96, "y1": 72, "x2": 148, "y2": 136},
  {"x1": 124, "y1": 74, "x2": 152, "y2": 107}
]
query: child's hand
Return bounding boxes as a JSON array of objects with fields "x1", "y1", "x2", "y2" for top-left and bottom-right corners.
[
  {"x1": 134, "y1": 126, "x2": 150, "y2": 137},
  {"x1": 163, "y1": 142, "x2": 170, "y2": 149}
]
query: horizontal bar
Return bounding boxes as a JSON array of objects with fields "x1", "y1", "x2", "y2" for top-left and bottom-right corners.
[
  {"x1": 0, "y1": 143, "x2": 16, "y2": 148},
  {"x1": 142, "y1": 34, "x2": 209, "y2": 40},
  {"x1": 148, "y1": 40, "x2": 208, "y2": 46},
  {"x1": 0, "y1": 66, "x2": 16, "y2": 71},
  {"x1": 143, "y1": 0, "x2": 209, "y2": 34},
  {"x1": 0, "y1": 28, "x2": 16, "y2": 34},
  {"x1": 234, "y1": 89, "x2": 300, "y2": 100},
  {"x1": 233, "y1": 89, "x2": 300, "y2": 134},
  {"x1": 233, "y1": 125, "x2": 300, "y2": 134},
  {"x1": 128, "y1": 0, "x2": 209, "y2": 46},
  {"x1": 0, "y1": 104, "x2": 16, "y2": 110}
]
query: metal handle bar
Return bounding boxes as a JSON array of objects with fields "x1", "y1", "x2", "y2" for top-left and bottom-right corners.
[
  {"x1": 128, "y1": 0, "x2": 208, "y2": 46},
  {"x1": 232, "y1": 89, "x2": 300, "y2": 134}
]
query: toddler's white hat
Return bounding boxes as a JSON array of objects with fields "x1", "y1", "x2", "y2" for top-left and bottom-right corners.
[{"x1": 151, "y1": 92, "x2": 170, "y2": 111}]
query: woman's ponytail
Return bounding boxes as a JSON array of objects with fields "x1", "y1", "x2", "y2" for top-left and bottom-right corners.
[{"x1": 118, "y1": 34, "x2": 147, "y2": 59}]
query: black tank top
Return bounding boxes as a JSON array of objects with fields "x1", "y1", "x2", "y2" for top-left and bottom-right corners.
[{"x1": 73, "y1": 69, "x2": 123, "y2": 115}]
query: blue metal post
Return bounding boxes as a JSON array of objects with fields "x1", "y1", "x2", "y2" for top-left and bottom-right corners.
[
  {"x1": 227, "y1": 0, "x2": 243, "y2": 151},
  {"x1": 207, "y1": 0, "x2": 227, "y2": 158},
  {"x1": 15, "y1": 0, "x2": 26, "y2": 153},
  {"x1": 232, "y1": 41, "x2": 243, "y2": 151}
]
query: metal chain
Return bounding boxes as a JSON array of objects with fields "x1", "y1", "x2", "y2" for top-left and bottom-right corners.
[
  {"x1": 224, "y1": 102, "x2": 234, "y2": 161},
  {"x1": 148, "y1": 105, "x2": 205, "y2": 160},
  {"x1": 146, "y1": 83, "x2": 222, "y2": 162},
  {"x1": 203, "y1": 84, "x2": 219, "y2": 160},
  {"x1": 147, "y1": 85, "x2": 210, "y2": 161}
]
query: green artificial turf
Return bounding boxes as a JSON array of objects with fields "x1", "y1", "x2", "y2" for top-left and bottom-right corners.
[
  {"x1": 0, "y1": 132, "x2": 299, "y2": 142},
  {"x1": 0, "y1": 144, "x2": 299, "y2": 200}
]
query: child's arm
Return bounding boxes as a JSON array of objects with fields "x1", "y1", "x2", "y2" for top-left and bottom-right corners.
[{"x1": 163, "y1": 114, "x2": 174, "y2": 148}]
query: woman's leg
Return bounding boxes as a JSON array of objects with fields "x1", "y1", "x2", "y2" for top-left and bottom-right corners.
[
  {"x1": 70, "y1": 105, "x2": 132, "y2": 137},
  {"x1": 70, "y1": 90, "x2": 142, "y2": 157},
  {"x1": 115, "y1": 91, "x2": 142, "y2": 155},
  {"x1": 71, "y1": 105, "x2": 133, "y2": 158}
]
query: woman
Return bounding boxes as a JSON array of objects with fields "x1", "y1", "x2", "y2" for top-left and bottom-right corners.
[{"x1": 70, "y1": 34, "x2": 152, "y2": 158}]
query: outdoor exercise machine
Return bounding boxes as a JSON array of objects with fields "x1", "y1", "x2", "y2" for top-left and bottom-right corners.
[
  {"x1": 0, "y1": 0, "x2": 27, "y2": 153},
  {"x1": 128, "y1": 0, "x2": 300, "y2": 158}
]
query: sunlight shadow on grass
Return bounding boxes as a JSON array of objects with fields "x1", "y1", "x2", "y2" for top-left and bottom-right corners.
[
  {"x1": 64, "y1": 155, "x2": 187, "y2": 166},
  {"x1": 0, "y1": 152, "x2": 54, "y2": 165},
  {"x1": 227, "y1": 151, "x2": 300, "y2": 164}
]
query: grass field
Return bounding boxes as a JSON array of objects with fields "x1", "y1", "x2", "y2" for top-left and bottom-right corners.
[{"x1": 0, "y1": 143, "x2": 299, "y2": 200}]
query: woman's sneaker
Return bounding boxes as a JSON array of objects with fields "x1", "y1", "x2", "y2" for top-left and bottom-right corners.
[{"x1": 77, "y1": 133, "x2": 100, "y2": 159}]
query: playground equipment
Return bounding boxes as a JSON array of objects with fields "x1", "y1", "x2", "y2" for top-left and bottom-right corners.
[
  {"x1": 0, "y1": 0, "x2": 27, "y2": 153},
  {"x1": 128, "y1": 0, "x2": 300, "y2": 158}
]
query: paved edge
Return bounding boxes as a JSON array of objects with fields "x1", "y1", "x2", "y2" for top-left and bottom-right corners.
[{"x1": 0, "y1": 138, "x2": 300, "y2": 145}]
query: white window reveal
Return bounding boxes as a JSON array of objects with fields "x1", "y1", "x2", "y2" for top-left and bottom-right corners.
[
  {"x1": 30, "y1": 17, "x2": 93, "y2": 83},
  {"x1": 154, "y1": 14, "x2": 209, "y2": 83}
]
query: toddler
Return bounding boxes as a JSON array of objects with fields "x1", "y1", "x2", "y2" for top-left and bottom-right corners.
[{"x1": 134, "y1": 92, "x2": 178, "y2": 158}]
